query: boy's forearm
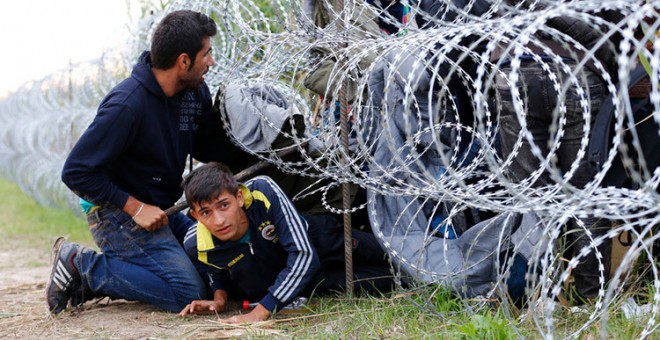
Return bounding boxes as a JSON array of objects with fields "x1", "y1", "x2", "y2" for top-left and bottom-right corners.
[{"x1": 214, "y1": 289, "x2": 228, "y2": 303}]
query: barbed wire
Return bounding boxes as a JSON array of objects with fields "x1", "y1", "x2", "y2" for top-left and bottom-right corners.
[{"x1": 0, "y1": 0, "x2": 658, "y2": 337}]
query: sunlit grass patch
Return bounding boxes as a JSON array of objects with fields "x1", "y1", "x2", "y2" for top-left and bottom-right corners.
[{"x1": 0, "y1": 178, "x2": 91, "y2": 246}]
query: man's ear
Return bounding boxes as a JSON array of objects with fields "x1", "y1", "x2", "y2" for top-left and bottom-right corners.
[{"x1": 177, "y1": 53, "x2": 191, "y2": 70}]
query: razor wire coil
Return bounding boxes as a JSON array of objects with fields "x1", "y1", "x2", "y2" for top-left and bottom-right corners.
[{"x1": 0, "y1": 0, "x2": 659, "y2": 338}]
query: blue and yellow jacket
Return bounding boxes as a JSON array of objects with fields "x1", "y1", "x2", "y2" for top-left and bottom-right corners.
[{"x1": 184, "y1": 176, "x2": 320, "y2": 312}]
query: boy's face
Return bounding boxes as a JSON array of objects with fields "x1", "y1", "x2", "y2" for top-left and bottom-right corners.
[{"x1": 189, "y1": 189, "x2": 248, "y2": 242}]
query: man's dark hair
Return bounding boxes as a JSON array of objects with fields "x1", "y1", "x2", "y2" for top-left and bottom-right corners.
[
  {"x1": 182, "y1": 162, "x2": 239, "y2": 207},
  {"x1": 150, "y1": 10, "x2": 217, "y2": 70}
]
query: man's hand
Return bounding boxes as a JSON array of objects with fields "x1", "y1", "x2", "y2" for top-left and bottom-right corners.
[
  {"x1": 179, "y1": 299, "x2": 226, "y2": 316},
  {"x1": 124, "y1": 196, "x2": 168, "y2": 231},
  {"x1": 221, "y1": 304, "x2": 271, "y2": 324},
  {"x1": 133, "y1": 204, "x2": 168, "y2": 231}
]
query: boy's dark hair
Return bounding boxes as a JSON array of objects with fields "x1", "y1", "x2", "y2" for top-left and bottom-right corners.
[
  {"x1": 150, "y1": 10, "x2": 217, "y2": 70},
  {"x1": 182, "y1": 162, "x2": 239, "y2": 206}
]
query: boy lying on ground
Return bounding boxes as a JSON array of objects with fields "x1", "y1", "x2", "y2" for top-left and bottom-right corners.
[{"x1": 179, "y1": 162, "x2": 395, "y2": 323}]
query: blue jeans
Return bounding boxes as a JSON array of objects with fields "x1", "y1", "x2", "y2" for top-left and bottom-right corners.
[
  {"x1": 76, "y1": 207, "x2": 207, "y2": 312},
  {"x1": 496, "y1": 60, "x2": 611, "y2": 299}
]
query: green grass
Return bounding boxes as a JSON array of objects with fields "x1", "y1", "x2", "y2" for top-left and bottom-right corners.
[
  {"x1": 0, "y1": 176, "x2": 656, "y2": 338},
  {"x1": 0, "y1": 178, "x2": 92, "y2": 247},
  {"x1": 276, "y1": 289, "x2": 536, "y2": 339}
]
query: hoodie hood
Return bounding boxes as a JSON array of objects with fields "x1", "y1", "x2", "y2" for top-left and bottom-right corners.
[{"x1": 132, "y1": 51, "x2": 167, "y2": 98}]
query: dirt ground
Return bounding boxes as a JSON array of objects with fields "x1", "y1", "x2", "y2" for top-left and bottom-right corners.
[{"x1": 0, "y1": 237, "x2": 288, "y2": 339}]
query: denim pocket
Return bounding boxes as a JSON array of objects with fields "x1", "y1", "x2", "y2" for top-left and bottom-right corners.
[
  {"x1": 89, "y1": 209, "x2": 141, "y2": 256},
  {"x1": 89, "y1": 219, "x2": 112, "y2": 251},
  {"x1": 106, "y1": 210, "x2": 136, "y2": 229}
]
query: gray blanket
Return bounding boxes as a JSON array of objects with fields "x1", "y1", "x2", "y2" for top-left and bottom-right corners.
[{"x1": 366, "y1": 48, "x2": 548, "y2": 298}]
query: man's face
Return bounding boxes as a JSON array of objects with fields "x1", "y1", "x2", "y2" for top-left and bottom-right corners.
[
  {"x1": 180, "y1": 36, "x2": 215, "y2": 90},
  {"x1": 189, "y1": 189, "x2": 248, "y2": 242}
]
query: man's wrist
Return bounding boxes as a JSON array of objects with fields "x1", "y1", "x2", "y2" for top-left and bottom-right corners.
[
  {"x1": 123, "y1": 196, "x2": 144, "y2": 216},
  {"x1": 133, "y1": 203, "x2": 145, "y2": 217}
]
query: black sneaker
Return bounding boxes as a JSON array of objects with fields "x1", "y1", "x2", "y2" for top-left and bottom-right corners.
[
  {"x1": 46, "y1": 237, "x2": 83, "y2": 315},
  {"x1": 69, "y1": 282, "x2": 103, "y2": 307}
]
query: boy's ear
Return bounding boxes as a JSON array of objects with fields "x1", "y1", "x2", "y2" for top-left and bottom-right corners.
[
  {"x1": 237, "y1": 190, "x2": 244, "y2": 208},
  {"x1": 188, "y1": 206, "x2": 199, "y2": 221}
]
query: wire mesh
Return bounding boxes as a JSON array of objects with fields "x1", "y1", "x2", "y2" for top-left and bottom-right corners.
[{"x1": 0, "y1": 0, "x2": 658, "y2": 337}]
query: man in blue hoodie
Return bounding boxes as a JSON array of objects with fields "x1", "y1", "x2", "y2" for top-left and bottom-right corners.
[{"x1": 47, "y1": 10, "x2": 226, "y2": 315}]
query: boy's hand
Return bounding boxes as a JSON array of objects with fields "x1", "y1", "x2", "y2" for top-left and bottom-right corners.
[
  {"x1": 221, "y1": 304, "x2": 271, "y2": 324},
  {"x1": 179, "y1": 299, "x2": 226, "y2": 316}
]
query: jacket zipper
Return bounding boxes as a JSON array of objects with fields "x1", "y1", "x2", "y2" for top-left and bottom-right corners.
[{"x1": 248, "y1": 241, "x2": 254, "y2": 255}]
